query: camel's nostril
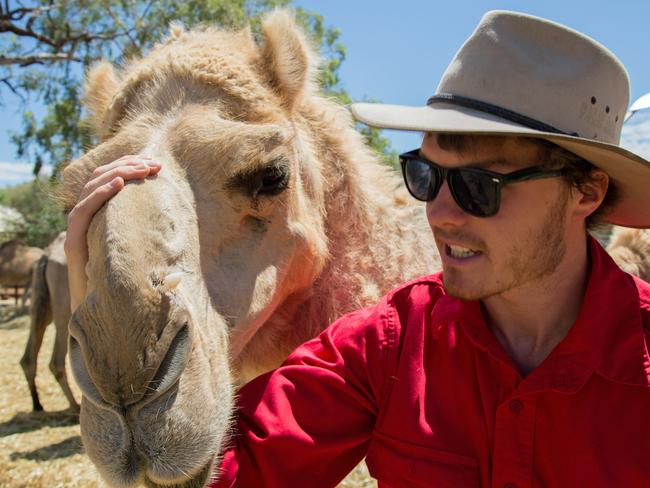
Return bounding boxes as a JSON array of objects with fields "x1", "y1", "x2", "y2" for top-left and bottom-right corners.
[
  {"x1": 147, "y1": 323, "x2": 191, "y2": 397},
  {"x1": 69, "y1": 336, "x2": 105, "y2": 406}
]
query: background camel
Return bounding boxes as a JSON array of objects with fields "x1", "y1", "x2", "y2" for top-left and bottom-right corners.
[
  {"x1": 58, "y1": 11, "x2": 439, "y2": 488},
  {"x1": 0, "y1": 240, "x2": 44, "y2": 306},
  {"x1": 20, "y1": 231, "x2": 78, "y2": 413}
]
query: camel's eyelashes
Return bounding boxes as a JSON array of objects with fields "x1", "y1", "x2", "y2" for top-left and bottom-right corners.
[
  {"x1": 258, "y1": 166, "x2": 289, "y2": 195},
  {"x1": 229, "y1": 160, "x2": 290, "y2": 199}
]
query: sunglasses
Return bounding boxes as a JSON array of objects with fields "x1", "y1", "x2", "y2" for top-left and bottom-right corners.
[{"x1": 399, "y1": 149, "x2": 565, "y2": 217}]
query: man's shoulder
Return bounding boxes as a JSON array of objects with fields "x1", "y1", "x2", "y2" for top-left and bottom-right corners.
[
  {"x1": 384, "y1": 272, "x2": 446, "y2": 305},
  {"x1": 379, "y1": 272, "x2": 448, "y2": 332},
  {"x1": 325, "y1": 273, "x2": 446, "y2": 342},
  {"x1": 630, "y1": 275, "x2": 650, "y2": 333},
  {"x1": 631, "y1": 274, "x2": 650, "y2": 305}
]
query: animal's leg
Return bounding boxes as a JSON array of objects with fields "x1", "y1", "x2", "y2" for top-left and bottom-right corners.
[
  {"x1": 49, "y1": 323, "x2": 79, "y2": 413},
  {"x1": 20, "y1": 281, "x2": 31, "y2": 310},
  {"x1": 20, "y1": 256, "x2": 52, "y2": 412},
  {"x1": 20, "y1": 314, "x2": 49, "y2": 411}
]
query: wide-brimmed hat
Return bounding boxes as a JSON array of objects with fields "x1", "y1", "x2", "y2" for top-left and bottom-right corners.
[{"x1": 351, "y1": 10, "x2": 650, "y2": 228}]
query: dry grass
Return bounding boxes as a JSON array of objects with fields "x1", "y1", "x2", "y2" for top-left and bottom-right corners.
[{"x1": 0, "y1": 306, "x2": 104, "y2": 488}]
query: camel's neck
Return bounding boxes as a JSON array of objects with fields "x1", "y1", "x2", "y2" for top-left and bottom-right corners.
[{"x1": 313, "y1": 104, "x2": 436, "y2": 290}]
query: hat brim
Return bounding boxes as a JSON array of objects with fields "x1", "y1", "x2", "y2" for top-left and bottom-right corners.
[{"x1": 351, "y1": 101, "x2": 650, "y2": 228}]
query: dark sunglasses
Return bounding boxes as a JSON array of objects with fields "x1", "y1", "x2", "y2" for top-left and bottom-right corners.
[{"x1": 399, "y1": 149, "x2": 564, "y2": 217}]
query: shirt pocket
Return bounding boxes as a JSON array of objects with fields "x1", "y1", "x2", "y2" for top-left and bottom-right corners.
[{"x1": 365, "y1": 431, "x2": 480, "y2": 488}]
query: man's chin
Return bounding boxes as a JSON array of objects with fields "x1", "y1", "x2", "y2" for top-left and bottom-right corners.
[
  {"x1": 442, "y1": 270, "x2": 481, "y2": 300},
  {"x1": 442, "y1": 272, "x2": 491, "y2": 301},
  {"x1": 443, "y1": 285, "x2": 484, "y2": 301}
]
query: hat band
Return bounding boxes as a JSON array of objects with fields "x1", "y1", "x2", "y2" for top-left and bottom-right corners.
[{"x1": 428, "y1": 93, "x2": 580, "y2": 137}]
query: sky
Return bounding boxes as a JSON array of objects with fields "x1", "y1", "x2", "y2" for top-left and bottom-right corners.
[{"x1": 2, "y1": 0, "x2": 650, "y2": 187}]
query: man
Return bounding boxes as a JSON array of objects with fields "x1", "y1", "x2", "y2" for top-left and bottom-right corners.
[{"x1": 66, "y1": 10, "x2": 650, "y2": 487}]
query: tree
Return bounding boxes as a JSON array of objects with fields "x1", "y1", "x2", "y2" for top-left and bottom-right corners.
[
  {"x1": 1, "y1": 0, "x2": 396, "y2": 178},
  {"x1": 0, "y1": 178, "x2": 66, "y2": 247}
]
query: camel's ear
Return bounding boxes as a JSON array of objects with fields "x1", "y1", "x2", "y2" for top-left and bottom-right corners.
[
  {"x1": 260, "y1": 10, "x2": 317, "y2": 111},
  {"x1": 83, "y1": 61, "x2": 121, "y2": 140}
]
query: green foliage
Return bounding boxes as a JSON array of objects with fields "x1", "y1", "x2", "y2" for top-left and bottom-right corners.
[
  {"x1": 2, "y1": 0, "x2": 396, "y2": 179},
  {"x1": 359, "y1": 125, "x2": 399, "y2": 168},
  {"x1": 0, "y1": 179, "x2": 66, "y2": 248}
]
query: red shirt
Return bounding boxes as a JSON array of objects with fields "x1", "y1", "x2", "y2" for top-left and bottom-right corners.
[{"x1": 214, "y1": 237, "x2": 650, "y2": 487}]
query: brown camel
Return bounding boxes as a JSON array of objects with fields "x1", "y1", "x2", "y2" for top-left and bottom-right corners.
[
  {"x1": 59, "y1": 11, "x2": 439, "y2": 488},
  {"x1": 20, "y1": 231, "x2": 79, "y2": 412},
  {"x1": 0, "y1": 240, "x2": 44, "y2": 306}
]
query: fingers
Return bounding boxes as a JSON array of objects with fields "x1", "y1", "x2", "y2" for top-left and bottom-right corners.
[
  {"x1": 79, "y1": 156, "x2": 161, "y2": 201},
  {"x1": 90, "y1": 154, "x2": 154, "y2": 177}
]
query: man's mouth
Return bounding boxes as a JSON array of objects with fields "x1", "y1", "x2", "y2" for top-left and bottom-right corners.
[{"x1": 446, "y1": 243, "x2": 482, "y2": 259}]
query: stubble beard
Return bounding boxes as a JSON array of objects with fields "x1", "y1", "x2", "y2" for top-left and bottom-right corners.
[{"x1": 442, "y1": 190, "x2": 569, "y2": 301}]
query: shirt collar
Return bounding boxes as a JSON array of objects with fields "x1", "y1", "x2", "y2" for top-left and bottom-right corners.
[{"x1": 431, "y1": 236, "x2": 650, "y2": 391}]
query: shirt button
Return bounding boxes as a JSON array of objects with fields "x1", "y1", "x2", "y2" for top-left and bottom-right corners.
[
  {"x1": 504, "y1": 483, "x2": 518, "y2": 488},
  {"x1": 509, "y1": 399, "x2": 523, "y2": 413}
]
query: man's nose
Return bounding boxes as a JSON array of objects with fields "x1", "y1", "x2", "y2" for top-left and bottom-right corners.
[{"x1": 426, "y1": 179, "x2": 468, "y2": 228}]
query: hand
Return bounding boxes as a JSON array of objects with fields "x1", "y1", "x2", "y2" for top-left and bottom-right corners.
[{"x1": 64, "y1": 155, "x2": 162, "y2": 311}]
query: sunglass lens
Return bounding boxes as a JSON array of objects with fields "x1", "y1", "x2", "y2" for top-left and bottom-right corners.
[
  {"x1": 449, "y1": 170, "x2": 499, "y2": 217},
  {"x1": 403, "y1": 159, "x2": 439, "y2": 201}
]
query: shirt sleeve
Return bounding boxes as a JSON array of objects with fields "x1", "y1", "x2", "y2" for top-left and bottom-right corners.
[{"x1": 211, "y1": 300, "x2": 393, "y2": 487}]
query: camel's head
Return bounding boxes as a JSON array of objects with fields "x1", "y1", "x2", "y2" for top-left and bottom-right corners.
[{"x1": 61, "y1": 10, "x2": 340, "y2": 487}]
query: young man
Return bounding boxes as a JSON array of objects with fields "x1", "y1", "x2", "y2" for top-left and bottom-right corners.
[{"x1": 66, "y1": 10, "x2": 650, "y2": 487}]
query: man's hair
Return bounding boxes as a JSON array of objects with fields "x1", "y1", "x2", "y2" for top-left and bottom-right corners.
[{"x1": 434, "y1": 133, "x2": 618, "y2": 230}]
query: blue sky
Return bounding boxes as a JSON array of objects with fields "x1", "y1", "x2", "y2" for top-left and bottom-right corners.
[{"x1": 2, "y1": 0, "x2": 650, "y2": 186}]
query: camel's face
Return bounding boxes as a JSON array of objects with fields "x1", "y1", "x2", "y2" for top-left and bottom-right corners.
[
  {"x1": 62, "y1": 11, "x2": 328, "y2": 487},
  {"x1": 68, "y1": 111, "x2": 325, "y2": 486}
]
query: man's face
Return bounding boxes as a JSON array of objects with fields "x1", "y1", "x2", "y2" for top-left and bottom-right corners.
[{"x1": 422, "y1": 134, "x2": 570, "y2": 301}]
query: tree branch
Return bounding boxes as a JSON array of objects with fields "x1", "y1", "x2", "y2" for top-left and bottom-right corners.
[
  {"x1": 0, "y1": 76, "x2": 25, "y2": 102},
  {"x1": 7, "y1": 5, "x2": 55, "y2": 22},
  {"x1": 0, "y1": 18, "x2": 59, "y2": 46},
  {"x1": 103, "y1": 3, "x2": 139, "y2": 53},
  {"x1": 0, "y1": 52, "x2": 80, "y2": 66}
]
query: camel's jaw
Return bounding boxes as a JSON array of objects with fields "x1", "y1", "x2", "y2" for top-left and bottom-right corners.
[{"x1": 77, "y1": 314, "x2": 233, "y2": 488}]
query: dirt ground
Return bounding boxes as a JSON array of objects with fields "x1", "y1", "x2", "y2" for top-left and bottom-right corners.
[
  {"x1": 0, "y1": 306, "x2": 375, "y2": 488},
  {"x1": 0, "y1": 306, "x2": 103, "y2": 488}
]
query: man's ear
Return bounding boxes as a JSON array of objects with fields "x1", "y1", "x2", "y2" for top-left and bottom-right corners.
[{"x1": 572, "y1": 169, "x2": 609, "y2": 220}]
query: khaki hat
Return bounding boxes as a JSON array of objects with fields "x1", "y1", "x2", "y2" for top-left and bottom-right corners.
[{"x1": 351, "y1": 10, "x2": 650, "y2": 228}]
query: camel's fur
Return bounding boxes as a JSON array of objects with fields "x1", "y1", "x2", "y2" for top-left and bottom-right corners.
[
  {"x1": 20, "y1": 231, "x2": 78, "y2": 412},
  {"x1": 607, "y1": 227, "x2": 650, "y2": 282},
  {"x1": 0, "y1": 240, "x2": 44, "y2": 306},
  {"x1": 59, "y1": 10, "x2": 438, "y2": 488}
]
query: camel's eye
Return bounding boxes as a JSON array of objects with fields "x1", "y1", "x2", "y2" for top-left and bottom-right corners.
[
  {"x1": 229, "y1": 159, "x2": 290, "y2": 198},
  {"x1": 257, "y1": 164, "x2": 289, "y2": 196}
]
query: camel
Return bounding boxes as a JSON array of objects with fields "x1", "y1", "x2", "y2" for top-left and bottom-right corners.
[
  {"x1": 607, "y1": 227, "x2": 650, "y2": 282},
  {"x1": 58, "y1": 11, "x2": 439, "y2": 488},
  {"x1": 0, "y1": 240, "x2": 44, "y2": 306},
  {"x1": 20, "y1": 231, "x2": 79, "y2": 412}
]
